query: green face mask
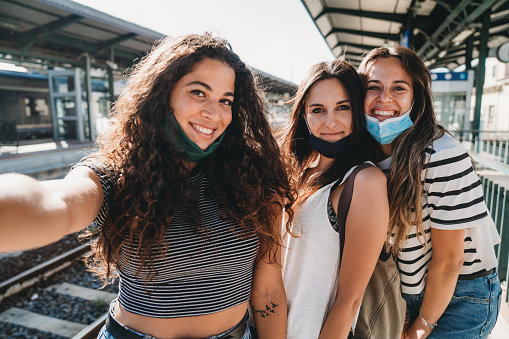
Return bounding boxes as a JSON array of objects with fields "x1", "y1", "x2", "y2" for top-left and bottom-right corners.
[{"x1": 163, "y1": 115, "x2": 226, "y2": 162}]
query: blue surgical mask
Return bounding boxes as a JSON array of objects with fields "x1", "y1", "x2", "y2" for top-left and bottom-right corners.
[
  {"x1": 308, "y1": 133, "x2": 351, "y2": 159},
  {"x1": 364, "y1": 108, "x2": 414, "y2": 145}
]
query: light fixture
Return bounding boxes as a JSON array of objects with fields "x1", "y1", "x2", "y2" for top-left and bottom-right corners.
[
  {"x1": 438, "y1": 51, "x2": 447, "y2": 58},
  {"x1": 452, "y1": 28, "x2": 475, "y2": 45}
]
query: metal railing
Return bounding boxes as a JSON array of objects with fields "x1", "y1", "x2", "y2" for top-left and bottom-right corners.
[
  {"x1": 451, "y1": 130, "x2": 509, "y2": 174},
  {"x1": 479, "y1": 174, "x2": 509, "y2": 300},
  {"x1": 0, "y1": 118, "x2": 18, "y2": 155},
  {"x1": 450, "y1": 130, "x2": 509, "y2": 299}
]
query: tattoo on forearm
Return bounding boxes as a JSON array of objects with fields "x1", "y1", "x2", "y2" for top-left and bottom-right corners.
[{"x1": 251, "y1": 302, "x2": 278, "y2": 318}]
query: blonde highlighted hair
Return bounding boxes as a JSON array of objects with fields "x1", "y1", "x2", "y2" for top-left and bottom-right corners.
[{"x1": 358, "y1": 45, "x2": 445, "y2": 255}]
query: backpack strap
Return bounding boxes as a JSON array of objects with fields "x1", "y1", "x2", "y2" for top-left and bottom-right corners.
[{"x1": 338, "y1": 163, "x2": 374, "y2": 261}]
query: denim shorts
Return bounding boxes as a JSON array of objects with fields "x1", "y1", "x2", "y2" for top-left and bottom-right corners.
[
  {"x1": 97, "y1": 300, "x2": 251, "y2": 339},
  {"x1": 402, "y1": 272, "x2": 502, "y2": 339}
]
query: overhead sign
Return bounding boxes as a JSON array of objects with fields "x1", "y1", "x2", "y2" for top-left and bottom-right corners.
[
  {"x1": 431, "y1": 70, "x2": 474, "y2": 93},
  {"x1": 431, "y1": 72, "x2": 468, "y2": 81}
]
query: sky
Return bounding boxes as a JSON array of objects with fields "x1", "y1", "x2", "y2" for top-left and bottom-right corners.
[{"x1": 70, "y1": 0, "x2": 335, "y2": 85}]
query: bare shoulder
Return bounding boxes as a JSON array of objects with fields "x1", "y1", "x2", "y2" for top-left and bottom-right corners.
[
  {"x1": 351, "y1": 166, "x2": 388, "y2": 204},
  {"x1": 354, "y1": 165, "x2": 386, "y2": 186},
  {"x1": 66, "y1": 165, "x2": 101, "y2": 182}
]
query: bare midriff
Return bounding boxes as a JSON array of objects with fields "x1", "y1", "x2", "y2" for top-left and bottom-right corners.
[{"x1": 113, "y1": 301, "x2": 249, "y2": 338}]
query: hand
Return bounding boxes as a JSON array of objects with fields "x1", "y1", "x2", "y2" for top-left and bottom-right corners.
[{"x1": 404, "y1": 320, "x2": 433, "y2": 339}]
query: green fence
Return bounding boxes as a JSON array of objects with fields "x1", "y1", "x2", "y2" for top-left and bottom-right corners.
[
  {"x1": 451, "y1": 130, "x2": 509, "y2": 300},
  {"x1": 479, "y1": 174, "x2": 509, "y2": 300}
]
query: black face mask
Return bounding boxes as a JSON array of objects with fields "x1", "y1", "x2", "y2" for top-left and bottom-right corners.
[{"x1": 308, "y1": 133, "x2": 351, "y2": 159}]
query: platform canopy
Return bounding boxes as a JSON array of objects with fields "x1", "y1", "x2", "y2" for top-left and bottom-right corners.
[
  {"x1": 0, "y1": 0, "x2": 296, "y2": 94},
  {"x1": 301, "y1": 0, "x2": 509, "y2": 70},
  {"x1": 0, "y1": 0, "x2": 163, "y2": 70}
]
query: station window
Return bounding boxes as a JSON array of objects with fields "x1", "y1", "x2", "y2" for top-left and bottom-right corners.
[
  {"x1": 489, "y1": 105, "x2": 495, "y2": 118},
  {"x1": 24, "y1": 97, "x2": 49, "y2": 117}
]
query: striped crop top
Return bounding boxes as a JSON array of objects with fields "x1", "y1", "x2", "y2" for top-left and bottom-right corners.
[{"x1": 78, "y1": 163, "x2": 260, "y2": 318}]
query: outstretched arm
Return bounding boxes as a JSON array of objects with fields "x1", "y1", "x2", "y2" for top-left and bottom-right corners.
[
  {"x1": 319, "y1": 167, "x2": 389, "y2": 339},
  {"x1": 0, "y1": 166, "x2": 103, "y2": 252},
  {"x1": 404, "y1": 149, "x2": 482, "y2": 339},
  {"x1": 250, "y1": 212, "x2": 287, "y2": 339},
  {"x1": 404, "y1": 228, "x2": 464, "y2": 339}
]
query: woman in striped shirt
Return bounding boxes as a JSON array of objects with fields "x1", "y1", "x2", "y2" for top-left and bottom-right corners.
[
  {"x1": 0, "y1": 33, "x2": 294, "y2": 339},
  {"x1": 358, "y1": 46, "x2": 501, "y2": 339}
]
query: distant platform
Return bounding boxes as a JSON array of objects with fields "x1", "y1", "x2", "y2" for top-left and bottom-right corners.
[{"x1": 0, "y1": 138, "x2": 96, "y2": 179}]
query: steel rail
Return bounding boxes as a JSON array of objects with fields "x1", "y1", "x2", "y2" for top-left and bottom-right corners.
[{"x1": 0, "y1": 243, "x2": 91, "y2": 302}]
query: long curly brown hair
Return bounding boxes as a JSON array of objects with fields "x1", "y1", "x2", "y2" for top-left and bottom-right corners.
[
  {"x1": 358, "y1": 46, "x2": 445, "y2": 256},
  {"x1": 80, "y1": 33, "x2": 295, "y2": 282}
]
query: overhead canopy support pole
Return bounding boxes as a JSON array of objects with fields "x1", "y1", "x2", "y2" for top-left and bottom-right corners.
[
  {"x1": 84, "y1": 54, "x2": 94, "y2": 141},
  {"x1": 406, "y1": 16, "x2": 415, "y2": 48},
  {"x1": 19, "y1": 14, "x2": 83, "y2": 53},
  {"x1": 465, "y1": 35, "x2": 474, "y2": 70},
  {"x1": 405, "y1": 0, "x2": 417, "y2": 48},
  {"x1": 473, "y1": 9, "x2": 491, "y2": 138},
  {"x1": 108, "y1": 48, "x2": 115, "y2": 105}
]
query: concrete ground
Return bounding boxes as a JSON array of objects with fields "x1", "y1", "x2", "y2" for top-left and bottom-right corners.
[{"x1": 490, "y1": 281, "x2": 509, "y2": 338}]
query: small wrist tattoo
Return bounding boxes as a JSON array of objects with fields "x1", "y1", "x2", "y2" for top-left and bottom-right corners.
[{"x1": 251, "y1": 302, "x2": 278, "y2": 318}]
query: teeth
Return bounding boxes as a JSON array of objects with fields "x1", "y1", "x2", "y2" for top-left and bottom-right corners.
[
  {"x1": 192, "y1": 124, "x2": 213, "y2": 135},
  {"x1": 373, "y1": 110, "x2": 396, "y2": 117}
]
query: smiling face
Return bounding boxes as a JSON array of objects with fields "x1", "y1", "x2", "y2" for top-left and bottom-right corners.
[
  {"x1": 170, "y1": 58, "x2": 235, "y2": 151},
  {"x1": 305, "y1": 77, "x2": 352, "y2": 143},
  {"x1": 364, "y1": 57, "x2": 414, "y2": 122}
]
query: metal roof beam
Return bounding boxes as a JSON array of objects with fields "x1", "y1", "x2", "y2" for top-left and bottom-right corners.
[
  {"x1": 110, "y1": 48, "x2": 143, "y2": 62},
  {"x1": 18, "y1": 14, "x2": 83, "y2": 52},
  {"x1": 435, "y1": 53, "x2": 467, "y2": 64},
  {"x1": 0, "y1": 46, "x2": 93, "y2": 68},
  {"x1": 95, "y1": 33, "x2": 137, "y2": 55},
  {"x1": 417, "y1": 0, "x2": 499, "y2": 61},
  {"x1": 39, "y1": 33, "x2": 142, "y2": 61},
  {"x1": 316, "y1": 8, "x2": 406, "y2": 23},
  {"x1": 332, "y1": 41, "x2": 379, "y2": 51},
  {"x1": 0, "y1": 44, "x2": 141, "y2": 71},
  {"x1": 343, "y1": 51, "x2": 364, "y2": 56},
  {"x1": 326, "y1": 28, "x2": 393, "y2": 40}
]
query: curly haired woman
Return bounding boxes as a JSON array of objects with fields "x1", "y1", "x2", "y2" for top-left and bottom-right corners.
[
  {"x1": 358, "y1": 45, "x2": 501, "y2": 339},
  {"x1": 0, "y1": 33, "x2": 294, "y2": 339}
]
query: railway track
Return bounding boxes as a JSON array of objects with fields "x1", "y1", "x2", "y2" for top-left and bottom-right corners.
[{"x1": 0, "y1": 243, "x2": 117, "y2": 338}]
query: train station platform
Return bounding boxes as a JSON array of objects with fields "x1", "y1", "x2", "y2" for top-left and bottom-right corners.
[
  {"x1": 492, "y1": 287, "x2": 509, "y2": 338},
  {"x1": 0, "y1": 139, "x2": 95, "y2": 180}
]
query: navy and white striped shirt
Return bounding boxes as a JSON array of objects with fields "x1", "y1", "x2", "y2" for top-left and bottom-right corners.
[
  {"x1": 377, "y1": 133, "x2": 500, "y2": 294},
  {"x1": 77, "y1": 163, "x2": 259, "y2": 317}
]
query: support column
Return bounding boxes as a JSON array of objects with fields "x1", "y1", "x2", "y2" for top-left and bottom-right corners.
[
  {"x1": 465, "y1": 35, "x2": 474, "y2": 70},
  {"x1": 107, "y1": 67, "x2": 114, "y2": 105},
  {"x1": 472, "y1": 9, "x2": 490, "y2": 138},
  {"x1": 108, "y1": 48, "x2": 115, "y2": 105},
  {"x1": 406, "y1": 5, "x2": 415, "y2": 49},
  {"x1": 83, "y1": 53, "x2": 94, "y2": 141}
]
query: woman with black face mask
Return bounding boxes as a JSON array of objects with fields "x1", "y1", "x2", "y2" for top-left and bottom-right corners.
[{"x1": 279, "y1": 60, "x2": 390, "y2": 339}]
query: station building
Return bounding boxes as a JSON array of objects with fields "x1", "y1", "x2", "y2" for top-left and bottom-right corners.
[{"x1": 0, "y1": 0, "x2": 296, "y2": 149}]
